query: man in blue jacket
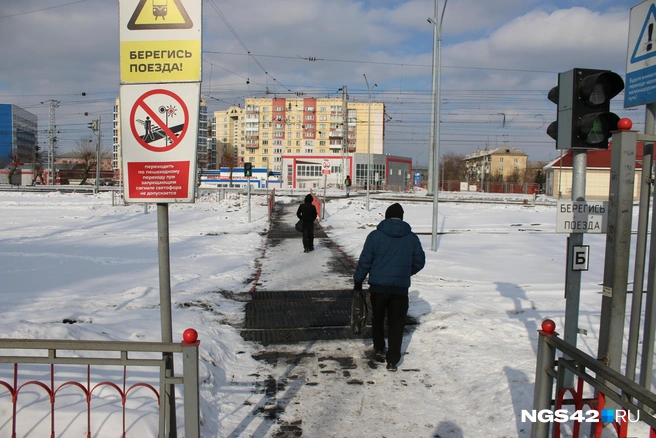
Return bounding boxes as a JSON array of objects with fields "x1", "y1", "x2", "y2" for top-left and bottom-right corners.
[{"x1": 353, "y1": 202, "x2": 425, "y2": 371}]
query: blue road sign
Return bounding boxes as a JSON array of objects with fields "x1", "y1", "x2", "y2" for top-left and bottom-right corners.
[{"x1": 626, "y1": 1, "x2": 656, "y2": 107}]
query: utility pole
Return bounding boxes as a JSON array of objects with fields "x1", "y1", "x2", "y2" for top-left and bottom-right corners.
[
  {"x1": 43, "y1": 100, "x2": 60, "y2": 185},
  {"x1": 96, "y1": 116, "x2": 102, "y2": 194}
]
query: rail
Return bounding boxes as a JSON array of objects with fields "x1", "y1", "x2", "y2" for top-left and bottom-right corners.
[
  {"x1": 532, "y1": 320, "x2": 656, "y2": 438},
  {"x1": 0, "y1": 335, "x2": 200, "y2": 437}
]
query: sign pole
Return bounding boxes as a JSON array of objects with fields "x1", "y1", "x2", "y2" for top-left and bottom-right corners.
[
  {"x1": 120, "y1": 0, "x2": 202, "y2": 432},
  {"x1": 640, "y1": 104, "x2": 656, "y2": 396},
  {"x1": 157, "y1": 203, "x2": 176, "y2": 436},
  {"x1": 627, "y1": 139, "x2": 653, "y2": 383},
  {"x1": 323, "y1": 174, "x2": 327, "y2": 220},
  {"x1": 597, "y1": 130, "x2": 637, "y2": 409},
  {"x1": 247, "y1": 176, "x2": 251, "y2": 223}
]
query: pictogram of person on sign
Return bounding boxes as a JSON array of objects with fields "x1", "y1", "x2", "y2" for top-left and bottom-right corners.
[{"x1": 137, "y1": 116, "x2": 157, "y2": 142}]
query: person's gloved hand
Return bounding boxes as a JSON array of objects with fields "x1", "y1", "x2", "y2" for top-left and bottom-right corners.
[{"x1": 354, "y1": 281, "x2": 363, "y2": 291}]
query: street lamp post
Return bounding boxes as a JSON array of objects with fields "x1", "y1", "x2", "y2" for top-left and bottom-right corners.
[
  {"x1": 363, "y1": 74, "x2": 373, "y2": 211},
  {"x1": 95, "y1": 116, "x2": 102, "y2": 194},
  {"x1": 428, "y1": 0, "x2": 447, "y2": 252}
]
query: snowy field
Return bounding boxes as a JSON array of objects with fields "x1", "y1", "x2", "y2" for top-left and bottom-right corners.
[{"x1": 0, "y1": 188, "x2": 651, "y2": 437}]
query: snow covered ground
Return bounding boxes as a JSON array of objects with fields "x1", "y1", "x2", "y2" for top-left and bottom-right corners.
[{"x1": 0, "y1": 188, "x2": 650, "y2": 437}]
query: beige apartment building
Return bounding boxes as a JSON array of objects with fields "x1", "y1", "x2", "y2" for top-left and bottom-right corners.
[
  {"x1": 464, "y1": 146, "x2": 528, "y2": 186},
  {"x1": 214, "y1": 96, "x2": 385, "y2": 174}
]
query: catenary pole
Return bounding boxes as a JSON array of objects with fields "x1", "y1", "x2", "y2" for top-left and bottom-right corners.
[
  {"x1": 427, "y1": 0, "x2": 438, "y2": 197},
  {"x1": 430, "y1": 0, "x2": 447, "y2": 252},
  {"x1": 364, "y1": 74, "x2": 372, "y2": 211}
]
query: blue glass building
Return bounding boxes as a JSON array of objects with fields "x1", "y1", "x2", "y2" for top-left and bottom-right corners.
[{"x1": 0, "y1": 104, "x2": 38, "y2": 168}]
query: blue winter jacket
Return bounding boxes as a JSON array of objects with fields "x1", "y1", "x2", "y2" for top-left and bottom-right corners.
[{"x1": 353, "y1": 218, "x2": 425, "y2": 294}]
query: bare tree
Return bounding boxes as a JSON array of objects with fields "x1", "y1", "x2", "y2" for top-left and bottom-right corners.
[
  {"x1": 441, "y1": 152, "x2": 467, "y2": 182},
  {"x1": 74, "y1": 136, "x2": 97, "y2": 185},
  {"x1": 7, "y1": 153, "x2": 21, "y2": 185},
  {"x1": 508, "y1": 168, "x2": 522, "y2": 183},
  {"x1": 31, "y1": 145, "x2": 44, "y2": 184},
  {"x1": 490, "y1": 170, "x2": 504, "y2": 183},
  {"x1": 6, "y1": 149, "x2": 32, "y2": 185},
  {"x1": 220, "y1": 144, "x2": 236, "y2": 187}
]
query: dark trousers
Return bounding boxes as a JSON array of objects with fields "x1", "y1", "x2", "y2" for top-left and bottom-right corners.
[
  {"x1": 370, "y1": 292, "x2": 409, "y2": 365},
  {"x1": 302, "y1": 221, "x2": 314, "y2": 250}
]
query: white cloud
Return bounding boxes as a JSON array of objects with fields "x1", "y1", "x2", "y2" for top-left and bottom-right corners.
[{"x1": 0, "y1": 1, "x2": 640, "y2": 162}]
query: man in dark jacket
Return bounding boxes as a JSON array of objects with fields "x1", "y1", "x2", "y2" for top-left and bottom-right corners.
[
  {"x1": 353, "y1": 202, "x2": 425, "y2": 371},
  {"x1": 296, "y1": 194, "x2": 318, "y2": 253}
]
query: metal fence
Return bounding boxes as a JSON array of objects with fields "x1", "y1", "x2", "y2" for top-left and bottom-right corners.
[
  {"x1": 411, "y1": 180, "x2": 541, "y2": 194},
  {"x1": 532, "y1": 324, "x2": 656, "y2": 438},
  {"x1": 0, "y1": 338, "x2": 200, "y2": 437}
]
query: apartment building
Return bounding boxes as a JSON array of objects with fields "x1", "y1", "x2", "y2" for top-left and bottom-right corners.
[
  {"x1": 214, "y1": 96, "x2": 385, "y2": 176},
  {"x1": 464, "y1": 146, "x2": 528, "y2": 185}
]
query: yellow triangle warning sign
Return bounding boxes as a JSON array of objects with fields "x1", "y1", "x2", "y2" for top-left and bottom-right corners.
[{"x1": 128, "y1": 0, "x2": 193, "y2": 30}]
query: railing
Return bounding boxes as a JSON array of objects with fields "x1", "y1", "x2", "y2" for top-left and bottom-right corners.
[
  {"x1": 0, "y1": 336, "x2": 200, "y2": 437},
  {"x1": 532, "y1": 320, "x2": 656, "y2": 438},
  {"x1": 268, "y1": 188, "x2": 276, "y2": 220}
]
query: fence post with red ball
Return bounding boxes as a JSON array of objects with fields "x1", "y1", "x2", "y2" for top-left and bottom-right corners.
[
  {"x1": 531, "y1": 319, "x2": 558, "y2": 438},
  {"x1": 182, "y1": 328, "x2": 201, "y2": 437}
]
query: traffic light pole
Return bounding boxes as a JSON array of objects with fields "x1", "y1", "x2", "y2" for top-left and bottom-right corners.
[{"x1": 562, "y1": 150, "x2": 586, "y2": 389}]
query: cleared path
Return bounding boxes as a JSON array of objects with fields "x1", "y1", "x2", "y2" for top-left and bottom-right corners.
[{"x1": 241, "y1": 202, "x2": 370, "y2": 344}]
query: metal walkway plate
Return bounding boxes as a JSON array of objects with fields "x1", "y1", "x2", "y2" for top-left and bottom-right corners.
[
  {"x1": 241, "y1": 327, "x2": 371, "y2": 344},
  {"x1": 242, "y1": 289, "x2": 371, "y2": 344},
  {"x1": 245, "y1": 290, "x2": 353, "y2": 329}
]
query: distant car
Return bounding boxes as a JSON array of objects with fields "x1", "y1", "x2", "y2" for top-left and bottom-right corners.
[{"x1": 100, "y1": 179, "x2": 114, "y2": 186}]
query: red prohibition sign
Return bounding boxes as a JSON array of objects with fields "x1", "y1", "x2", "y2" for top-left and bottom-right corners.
[{"x1": 130, "y1": 89, "x2": 189, "y2": 152}]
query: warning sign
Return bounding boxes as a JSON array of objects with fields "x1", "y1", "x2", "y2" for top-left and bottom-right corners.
[
  {"x1": 127, "y1": 161, "x2": 191, "y2": 199},
  {"x1": 128, "y1": 0, "x2": 193, "y2": 30},
  {"x1": 129, "y1": 88, "x2": 189, "y2": 152},
  {"x1": 120, "y1": 83, "x2": 199, "y2": 203},
  {"x1": 119, "y1": 0, "x2": 201, "y2": 84}
]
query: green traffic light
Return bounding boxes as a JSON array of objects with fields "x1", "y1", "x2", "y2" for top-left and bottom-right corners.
[{"x1": 578, "y1": 112, "x2": 620, "y2": 146}]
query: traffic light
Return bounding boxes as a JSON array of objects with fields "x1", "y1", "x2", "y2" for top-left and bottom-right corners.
[
  {"x1": 547, "y1": 68, "x2": 625, "y2": 150},
  {"x1": 244, "y1": 162, "x2": 252, "y2": 177},
  {"x1": 88, "y1": 120, "x2": 99, "y2": 132}
]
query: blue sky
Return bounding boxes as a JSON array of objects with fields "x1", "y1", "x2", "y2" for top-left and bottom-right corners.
[{"x1": 0, "y1": 0, "x2": 649, "y2": 163}]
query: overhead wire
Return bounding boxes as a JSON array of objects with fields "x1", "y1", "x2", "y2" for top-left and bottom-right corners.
[
  {"x1": 205, "y1": 0, "x2": 293, "y2": 93},
  {"x1": 0, "y1": 0, "x2": 90, "y2": 19}
]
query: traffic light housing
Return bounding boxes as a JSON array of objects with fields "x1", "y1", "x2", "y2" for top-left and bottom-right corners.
[
  {"x1": 88, "y1": 120, "x2": 99, "y2": 132},
  {"x1": 547, "y1": 68, "x2": 625, "y2": 150},
  {"x1": 244, "y1": 162, "x2": 252, "y2": 177}
]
